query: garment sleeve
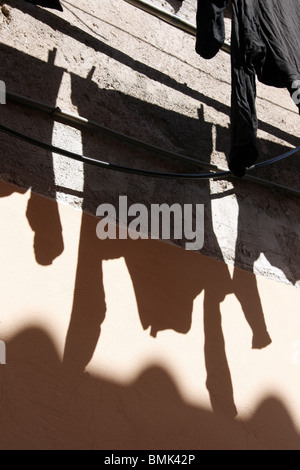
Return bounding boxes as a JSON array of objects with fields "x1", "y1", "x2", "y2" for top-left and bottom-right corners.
[
  {"x1": 228, "y1": 0, "x2": 266, "y2": 177},
  {"x1": 196, "y1": 0, "x2": 230, "y2": 59}
]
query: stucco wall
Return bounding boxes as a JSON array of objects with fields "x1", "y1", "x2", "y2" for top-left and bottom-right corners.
[
  {"x1": 0, "y1": 180, "x2": 300, "y2": 450},
  {"x1": 0, "y1": 0, "x2": 300, "y2": 450},
  {"x1": 0, "y1": 0, "x2": 299, "y2": 286}
]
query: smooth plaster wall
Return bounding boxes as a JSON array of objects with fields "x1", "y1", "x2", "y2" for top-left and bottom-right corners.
[{"x1": 0, "y1": 180, "x2": 300, "y2": 449}]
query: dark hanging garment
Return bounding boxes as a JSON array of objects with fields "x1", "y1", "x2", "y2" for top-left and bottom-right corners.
[
  {"x1": 196, "y1": 0, "x2": 300, "y2": 177},
  {"x1": 23, "y1": 0, "x2": 63, "y2": 11},
  {"x1": 196, "y1": 0, "x2": 229, "y2": 60}
]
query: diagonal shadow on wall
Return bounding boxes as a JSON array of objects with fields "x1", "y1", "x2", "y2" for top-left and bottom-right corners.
[
  {"x1": 0, "y1": 44, "x2": 64, "y2": 266},
  {"x1": 60, "y1": 69, "x2": 281, "y2": 418},
  {"x1": 1, "y1": 19, "x2": 297, "y2": 422},
  {"x1": 5, "y1": 0, "x2": 300, "y2": 148}
]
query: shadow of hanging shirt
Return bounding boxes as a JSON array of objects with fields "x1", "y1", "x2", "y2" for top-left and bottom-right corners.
[
  {"x1": 23, "y1": 0, "x2": 63, "y2": 11},
  {"x1": 195, "y1": 0, "x2": 300, "y2": 177}
]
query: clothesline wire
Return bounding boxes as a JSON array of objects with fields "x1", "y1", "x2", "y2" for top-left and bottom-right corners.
[
  {"x1": 3, "y1": 0, "x2": 300, "y2": 195},
  {"x1": 0, "y1": 122, "x2": 232, "y2": 180},
  {"x1": 3, "y1": 91, "x2": 300, "y2": 197},
  {"x1": 1, "y1": 120, "x2": 299, "y2": 179},
  {"x1": 1, "y1": 94, "x2": 300, "y2": 195},
  {"x1": 0, "y1": 1, "x2": 296, "y2": 192}
]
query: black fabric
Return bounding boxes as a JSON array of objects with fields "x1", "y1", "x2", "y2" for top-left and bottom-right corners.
[
  {"x1": 23, "y1": 0, "x2": 63, "y2": 11},
  {"x1": 196, "y1": 0, "x2": 300, "y2": 177},
  {"x1": 196, "y1": 0, "x2": 229, "y2": 59}
]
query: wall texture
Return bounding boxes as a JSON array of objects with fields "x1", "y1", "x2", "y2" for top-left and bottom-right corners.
[
  {"x1": 0, "y1": 180, "x2": 300, "y2": 450},
  {"x1": 0, "y1": 0, "x2": 299, "y2": 450},
  {"x1": 0, "y1": 0, "x2": 299, "y2": 285}
]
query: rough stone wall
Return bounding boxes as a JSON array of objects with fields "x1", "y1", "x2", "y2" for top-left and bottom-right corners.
[{"x1": 0, "y1": 0, "x2": 299, "y2": 287}]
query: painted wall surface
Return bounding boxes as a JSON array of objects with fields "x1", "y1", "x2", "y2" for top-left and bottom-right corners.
[
  {"x1": 0, "y1": 0, "x2": 299, "y2": 287},
  {"x1": 0, "y1": 0, "x2": 299, "y2": 450},
  {"x1": 0, "y1": 180, "x2": 300, "y2": 450}
]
